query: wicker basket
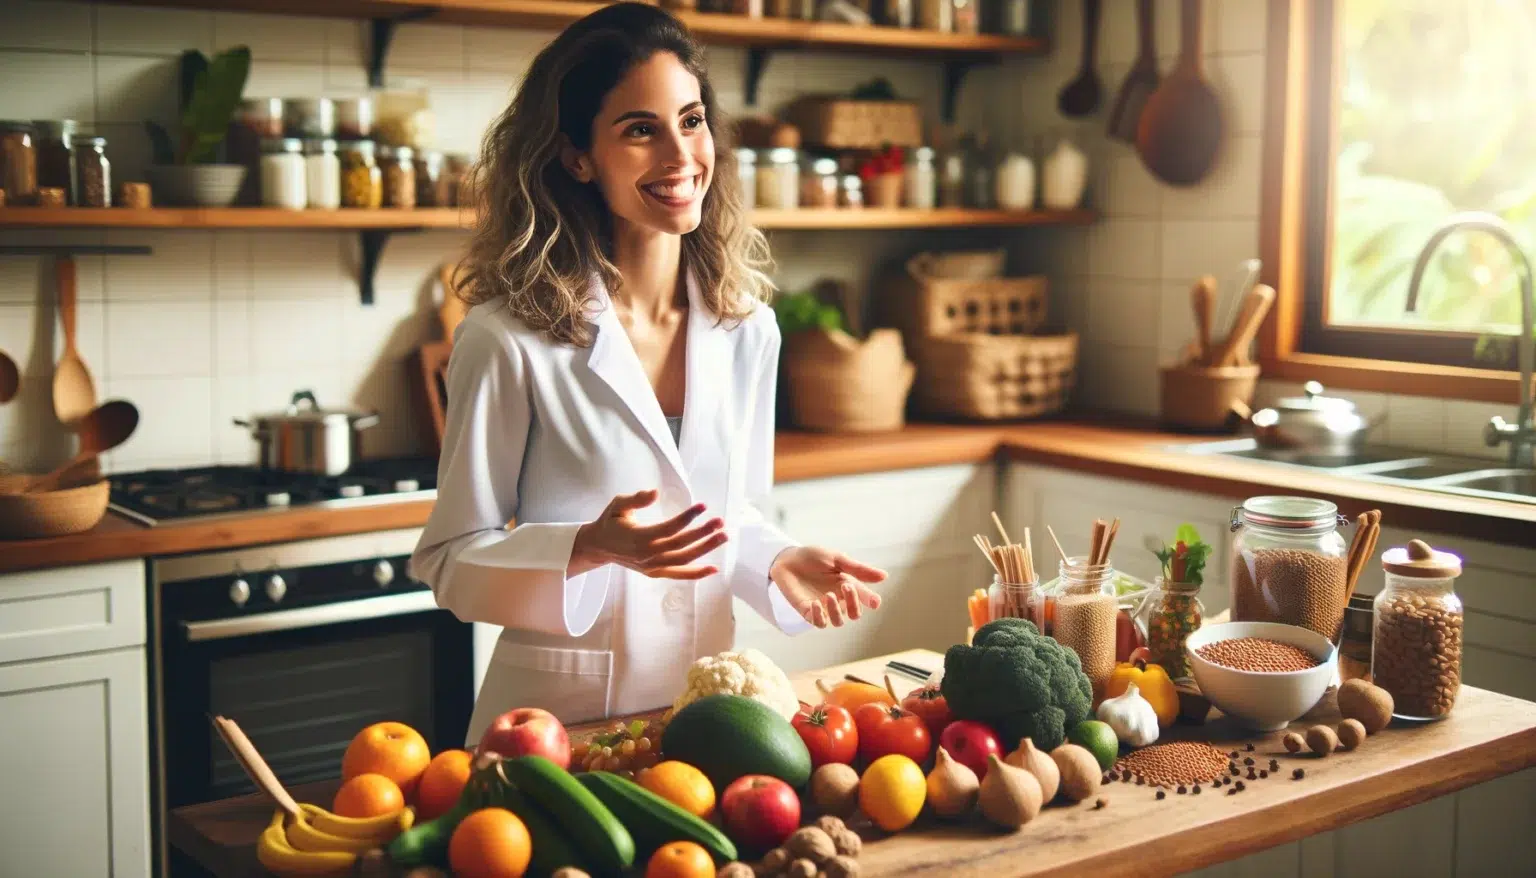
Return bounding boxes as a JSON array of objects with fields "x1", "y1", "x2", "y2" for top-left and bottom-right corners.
[
  {"x1": 783, "y1": 327, "x2": 915, "y2": 432},
  {"x1": 892, "y1": 260, "x2": 1050, "y2": 342},
  {"x1": 0, "y1": 478, "x2": 110, "y2": 540},
  {"x1": 1160, "y1": 363, "x2": 1261, "y2": 432},
  {"x1": 782, "y1": 97, "x2": 924, "y2": 150},
  {"x1": 910, "y1": 331, "x2": 1079, "y2": 420}
]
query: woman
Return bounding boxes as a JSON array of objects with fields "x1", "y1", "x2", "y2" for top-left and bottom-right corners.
[{"x1": 412, "y1": 1, "x2": 887, "y2": 745}]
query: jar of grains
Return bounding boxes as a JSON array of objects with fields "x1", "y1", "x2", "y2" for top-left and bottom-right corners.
[
  {"x1": 33, "y1": 119, "x2": 76, "y2": 205},
  {"x1": 1, "y1": 122, "x2": 39, "y2": 205},
  {"x1": 1372, "y1": 540, "x2": 1463, "y2": 721},
  {"x1": 445, "y1": 153, "x2": 473, "y2": 207},
  {"x1": 260, "y1": 137, "x2": 307, "y2": 209},
  {"x1": 756, "y1": 148, "x2": 799, "y2": 210},
  {"x1": 340, "y1": 141, "x2": 383, "y2": 208},
  {"x1": 304, "y1": 139, "x2": 341, "y2": 209},
  {"x1": 1229, "y1": 496, "x2": 1351, "y2": 641},
  {"x1": 74, "y1": 134, "x2": 111, "y2": 207},
  {"x1": 1053, "y1": 556, "x2": 1119, "y2": 695},
  {"x1": 735, "y1": 147, "x2": 756, "y2": 209},
  {"x1": 414, "y1": 149, "x2": 449, "y2": 207},
  {"x1": 381, "y1": 145, "x2": 416, "y2": 208},
  {"x1": 1140, "y1": 578, "x2": 1204, "y2": 680},
  {"x1": 801, "y1": 156, "x2": 840, "y2": 208}
]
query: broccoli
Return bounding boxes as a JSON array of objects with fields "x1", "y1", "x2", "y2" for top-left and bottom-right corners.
[{"x1": 940, "y1": 617, "x2": 1094, "y2": 752}]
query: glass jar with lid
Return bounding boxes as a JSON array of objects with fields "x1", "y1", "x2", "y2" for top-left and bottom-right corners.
[
  {"x1": 1053, "y1": 556, "x2": 1119, "y2": 695},
  {"x1": 340, "y1": 141, "x2": 383, "y2": 208},
  {"x1": 304, "y1": 139, "x2": 341, "y2": 209},
  {"x1": 74, "y1": 134, "x2": 111, "y2": 207},
  {"x1": 334, "y1": 96, "x2": 374, "y2": 141},
  {"x1": 381, "y1": 145, "x2": 417, "y2": 208},
  {"x1": 1138, "y1": 578, "x2": 1204, "y2": 680},
  {"x1": 1372, "y1": 540, "x2": 1463, "y2": 721},
  {"x1": 755, "y1": 147, "x2": 799, "y2": 210},
  {"x1": 413, "y1": 149, "x2": 449, "y2": 207},
  {"x1": 260, "y1": 137, "x2": 307, "y2": 209},
  {"x1": 904, "y1": 146, "x2": 936, "y2": 209},
  {"x1": 987, "y1": 573, "x2": 1048, "y2": 633},
  {"x1": 33, "y1": 119, "x2": 76, "y2": 205},
  {"x1": 800, "y1": 156, "x2": 840, "y2": 209},
  {"x1": 839, "y1": 174, "x2": 863, "y2": 209},
  {"x1": 284, "y1": 98, "x2": 335, "y2": 139},
  {"x1": 735, "y1": 147, "x2": 756, "y2": 209},
  {"x1": 1229, "y1": 496, "x2": 1351, "y2": 641},
  {"x1": 1, "y1": 121, "x2": 38, "y2": 206}
]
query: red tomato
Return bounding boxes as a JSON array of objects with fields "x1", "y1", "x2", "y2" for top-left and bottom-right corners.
[
  {"x1": 900, "y1": 684, "x2": 953, "y2": 738},
  {"x1": 791, "y1": 703, "x2": 858, "y2": 767},
  {"x1": 853, "y1": 702, "x2": 932, "y2": 766}
]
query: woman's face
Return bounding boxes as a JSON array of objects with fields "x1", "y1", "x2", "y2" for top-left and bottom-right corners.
[{"x1": 574, "y1": 51, "x2": 714, "y2": 237}]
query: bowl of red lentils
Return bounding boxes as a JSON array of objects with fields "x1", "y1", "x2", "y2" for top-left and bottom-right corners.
[{"x1": 1185, "y1": 621, "x2": 1337, "y2": 731}]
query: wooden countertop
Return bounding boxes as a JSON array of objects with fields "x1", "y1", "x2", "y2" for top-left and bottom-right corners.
[
  {"x1": 169, "y1": 648, "x2": 1536, "y2": 878},
  {"x1": 6, "y1": 417, "x2": 1536, "y2": 575}
]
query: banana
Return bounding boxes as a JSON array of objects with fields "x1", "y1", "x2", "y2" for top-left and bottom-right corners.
[
  {"x1": 287, "y1": 808, "x2": 389, "y2": 855},
  {"x1": 256, "y1": 811, "x2": 357, "y2": 878},
  {"x1": 301, "y1": 801, "x2": 414, "y2": 841}
]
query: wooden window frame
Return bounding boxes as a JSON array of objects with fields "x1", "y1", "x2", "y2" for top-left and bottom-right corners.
[{"x1": 1257, "y1": 0, "x2": 1529, "y2": 405}]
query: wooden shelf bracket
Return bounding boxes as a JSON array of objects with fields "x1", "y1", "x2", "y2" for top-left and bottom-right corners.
[{"x1": 369, "y1": 8, "x2": 435, "y2": 88}]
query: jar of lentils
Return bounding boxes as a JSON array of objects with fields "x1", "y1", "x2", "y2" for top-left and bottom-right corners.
[
  {"x1": 1372, "y1": 540, "x2": 1463, "y2": 721},
  {"x1": 33, "y1": 119, "x2": 76, "y2": 204},
  {"x1": 1229, "y1": 496, "x2": 1351, "y2": 642},
  {"x1": 74, "y1": 134, "x2": 111, "y2": 207},
  {"x1": 413, "y1": 149, "x2": 448, "y2": 207},
  {"x1": 1, "y1": 121, "x2": 39, "y2": 205},
  {"x1": 340, "y1": 141, "x2": 383, "y2": 208},
  {"x1": 381, "y1": 145, "x2": 416, "y2": 208}
]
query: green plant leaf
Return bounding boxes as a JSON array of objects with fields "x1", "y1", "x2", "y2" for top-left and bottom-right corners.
[
  {"x1": 1174, "y1": 524, "x2": 1202, "y2": 546},
  {"x1": 143, "y1": 120, "x2": 175, "y2": 166},
  {"x1": 178, "y1": 46, "x2": 251, "y2": 164}
]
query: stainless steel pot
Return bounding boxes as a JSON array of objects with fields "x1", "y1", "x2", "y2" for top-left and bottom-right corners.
[
  {"x1": 233, "y1": 390, "x2": 380, "y2": 475},
  {"x1": 1241, "y1": 381, "x2": 1382, "y2": 456}
]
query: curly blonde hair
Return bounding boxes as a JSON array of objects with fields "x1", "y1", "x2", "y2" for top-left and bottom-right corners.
[{"x1": 455, "y1": 2, "x2": 773, "y2": 346}]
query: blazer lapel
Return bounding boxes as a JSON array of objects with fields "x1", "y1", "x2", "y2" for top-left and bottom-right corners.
[
  {"x1": 678, "y1": 271, "x2": 732, "y2": 487},
  {"x1": 582, "y1": 276, "x2": 693, "y2": 494}
]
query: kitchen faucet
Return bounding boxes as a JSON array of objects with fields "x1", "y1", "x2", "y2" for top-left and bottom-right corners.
[{"x1": 1404, "y1": 211, "x2": 1536, "y2": 469}]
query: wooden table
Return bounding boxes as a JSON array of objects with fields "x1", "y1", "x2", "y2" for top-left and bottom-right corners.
[{"x1": 170, "y1": 649, "x2": 1536, "y2": 878}]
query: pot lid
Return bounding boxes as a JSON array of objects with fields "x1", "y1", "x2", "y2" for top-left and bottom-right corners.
[
  {"x1": 1381, "y1": 539, "x2": 1462, "y2": 578},
  {"x1": 1273, "y1": 381, "x2": 1356, "y2": 414},
  {"x1": 253, "y1": 390, "x2": 367, "y2": 423}
]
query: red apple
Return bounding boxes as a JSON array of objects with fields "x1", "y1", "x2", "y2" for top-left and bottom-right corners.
[
  {"x1": 475, "y1": 707, "x2": 571, "y2": 770},
  {"x1": 720, "y1": 774, "x2": 801, "y2": 852},
  {"x1": 938, "y1": 720, "x2": 1003, "y2": 780}
]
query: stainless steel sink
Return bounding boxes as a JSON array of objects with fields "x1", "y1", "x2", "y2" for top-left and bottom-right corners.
[{"x1": 1424, "y1": 468, "x2": 1536, "y2": 497}]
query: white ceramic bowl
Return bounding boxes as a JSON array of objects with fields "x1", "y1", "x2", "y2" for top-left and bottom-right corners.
[{"x1": 1185, "y1": 621, "x2": 1338, "y2": 732}]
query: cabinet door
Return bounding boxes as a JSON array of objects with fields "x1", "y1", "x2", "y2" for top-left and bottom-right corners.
[{"x1": 0, "y1": 648, "x2": 151, "y2": 878}]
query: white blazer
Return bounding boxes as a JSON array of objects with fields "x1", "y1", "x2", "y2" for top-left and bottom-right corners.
[{"x1": 411, "y1": 272, "x2": 811, "y2": 746}]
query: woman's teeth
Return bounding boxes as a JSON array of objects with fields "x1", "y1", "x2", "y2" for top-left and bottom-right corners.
[{"x1": 644, "y1": 176, "x2": 698, "y2": 201}]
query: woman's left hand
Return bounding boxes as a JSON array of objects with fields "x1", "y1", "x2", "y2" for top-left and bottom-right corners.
[{"x1": 770, "y1": 546, "x2": 886, "y2": 628}]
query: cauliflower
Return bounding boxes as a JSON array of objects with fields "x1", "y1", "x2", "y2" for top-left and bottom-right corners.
[{"x1": 668, "y1": 648, "x2": 801, "y2": 720}]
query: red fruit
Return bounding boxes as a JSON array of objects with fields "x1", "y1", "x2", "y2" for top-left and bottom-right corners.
[
  {"x1": 937, "y1": 720, "x2": 1003, "y2": 780},
  {"x1": 900, "y1": 684, "x2": 954, "y2": 739},
  {"x1": 475, "y1": 707, "x2": 571, "y2": 770},
  {"x1": 1115, "y1": 609, "x2": 1146, "y2": 663},
  {"x1": 792, "y1": 703, "x2": 858, "y2": 768},
  {"x1": 853, "y1": 702, "x2": 932, "y2": 766},
  {"x1": 720, "y1": 774, "x2": 801, "y2": 852}
]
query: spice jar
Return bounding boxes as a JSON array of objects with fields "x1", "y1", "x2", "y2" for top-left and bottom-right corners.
[
  {"x1": 340, "y1": 141, "x2": 383, "y2": 208},
  {"x1": 232, "y1": 98, "x2": 283, "y2": 205},
  {"x1": 1229, "y1": 496, "x2": 1351, "y2": 641},
  {"x1": 73, "y1": 134, "x2": 111, "y2": 207},
  {"x1": 904, "y1": 146, "x2": 935, "y2": 209},
  {"x1": 285, "y1": 98, "x2": 335, "y2": 139},
  {"x1": 1372, "y1": 540, "x2": 1463, "y2": 721},
  {"x1": 840, "y1": 174, "x2": 863, "y2": 208},
  {"x1": 304, "y1": 139, "x2": 341, "y2": 209},
  {"x1": 1140, "y1": 578, "x2": 1203, "y2": 680},
  {"x1": 756, "y1": 147, "x2": 799, "y2": 210},
  {"x1": 937, "y1": 144, "x2": 966, "y2": 208},
  {"x1": 260, "y1": 137, "x2": 307, "y2": 209},
  {"x1": 1, "y1": 122, "x2": 39, "y2": 206},
  {"x1": 33, "y1": 119, "x2": 76, "y2": 205},
  {"x1": 995, "y1": 151, "x2": 1036, "y2": 210},
  {"x1": 381, "y1": 145, "x2": 417, "y2": 208},
  {"x1": 445, "y1": 153, "x2": 473, "y2": 207},
  {"x1": 735, "y1": 147, "x2": 756, "y2": 209},
  {"x1": 801, "y1": 156, "x2": 840, "y2": 208},
  {"x1": 1338, "y1": 592, "x2": 1375, "y2": 683},
  {"x1": 1053, "y1": 556, "x2": 1119, "y2": 695},
  {"x1": 237, "y1": 98, "x2": 286, "y2": 138},
  {"x1": 334, "y1": 96, "x2": 374, "y2": 141},
  {"x1": 413, "y1": 149, "x2": 447, "y2": 207},
  {"x1": 919, "y1": 0, "x2": 953, "y2": 31}
]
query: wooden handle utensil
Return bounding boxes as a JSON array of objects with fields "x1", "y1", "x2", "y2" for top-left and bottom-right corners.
[
  {"x1": 210, "y1": 715, "x2": 302, "y2": 819},
  {"x1": 1191, "y1": 275, "x2": 1215, "y2": 364},
  {"x1": 1211, "y1": 283, "x2": 1276, "y2": 367}
]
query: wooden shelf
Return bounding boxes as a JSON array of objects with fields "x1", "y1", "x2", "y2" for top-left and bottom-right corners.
[
  {"x1": 91, "y1": 0, "x2": 1047, "y2": 57},
  {"x1": 0, "y1": 206, "x2": 1096, "y2": 231}
]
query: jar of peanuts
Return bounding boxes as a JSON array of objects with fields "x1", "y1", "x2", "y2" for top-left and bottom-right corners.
[
  {"x1": 1372, "y1": 539, "x2": 1463, "y2": 721},
  {"x1": 1229, "y1": 496, "x2": 1351, "y2": 641},
  {"x1": 1053, "y1": 556, "x2": 1118, "y2": 697}
]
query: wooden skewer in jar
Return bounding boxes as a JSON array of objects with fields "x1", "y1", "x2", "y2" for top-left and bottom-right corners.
[{"x1": 1054, "y1": 517, "x2": 1121, "y2": 696}]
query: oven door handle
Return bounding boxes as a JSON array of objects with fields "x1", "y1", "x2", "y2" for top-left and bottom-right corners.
[{"x1": 180, "y1": 590, "x2": 442, "y2": 642}]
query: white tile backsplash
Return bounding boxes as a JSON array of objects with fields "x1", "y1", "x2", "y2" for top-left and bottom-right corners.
[
  {"x1": 106, "y1": 302, "x2": 213, "y2": 378},
  {"x1": 214, "y1": 12, "x2": 328, "y2": 64},
  {"x1": 1086, "y1": 218, "x2": 1161, "y2": 279},
  {"x1": 93, "y1": 53, "x2": 179, "y2": 125},
  {"x1": 94, "y1": 5, "x2": 213, "y2": 57},
  {"x1": 105, "y1": 375, "x2": 214, "y2": 468},
  {"x1": 0, "y1": 1, "x2": 93, "y2": 53},
  {"x1": 0, "y1": 50, "x2": 97, "y2": 122},
  {"x1": 103, "y1": 231, "x2": 215, "y2": 301}
]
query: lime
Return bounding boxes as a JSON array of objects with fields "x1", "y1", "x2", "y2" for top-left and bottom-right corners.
[{"x1": 1068, "y1": 720, "x2": 1119, "y2": 771}]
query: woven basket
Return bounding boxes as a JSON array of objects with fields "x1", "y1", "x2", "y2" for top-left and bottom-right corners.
[
  {"x1": 1160, "y1": 363, "x2": 1260, "y2": 432},
  {"x1": 0, "y1": 478, "x2": 110, "y2": 540},
  {"x1": 782, "y1": 97, "x2": 924, "y2": 149},
  {"x1": 892, "y1": 258, "x2": 1050, "y2": 342},
  {"x1": 910, "y1": 331, "x2": 1079, "y2": 420},
  {"x1": 784, "y1": 328, "x2": 915, "y2": 432}
]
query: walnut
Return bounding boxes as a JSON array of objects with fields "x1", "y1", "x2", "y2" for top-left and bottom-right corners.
[
  {"x1": 550, "y1": 870, "x2": 591, "y2": 878},
  {"x1": 760, "y1": 847, "x2": 792, "y2": 874},
  {"x1": 717, "y1": 863, "x2": 756, "y2": 878},
  {"x1": 785, "y1": 827, "x2": 837, "y2": 864},
  {"x1": 821, "y1": 855, "x2": 861, "y2": 878},
  {"x1": 787, "y1": 859, "x2": 818, "y2": 878},
  {"x1": 813, "y1": 815, "x2": 847, "y2": 837},
  {"x1": 829, "y1": 827, "x2": 862, "y2": 858}
]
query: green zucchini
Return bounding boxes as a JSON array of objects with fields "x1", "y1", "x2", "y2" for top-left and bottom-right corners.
[
  {"x1": 501, "y1": 755, "x2": 635, "y2": 874},
  {"x1": 577, "y1": 771, "x2": 738, "y2": 865},
  {"x1": 490, "y1": 766, "x2": 592, "y2": 877},
  {"x1": 385, "y1": 761, "x2": 500, "y2": 867}
]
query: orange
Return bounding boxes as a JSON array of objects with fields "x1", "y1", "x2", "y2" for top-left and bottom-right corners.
[
  {"x1": 416, "y1": 749, "x2": 475, "y2": 821},
  {"x1": 449, "y1": 807, "x2": 531, "y2": 878},
  {"x1": 637, "y1": 761, "x2": 715, "y2": 819},
  {"x1": 645, "y1": 841, "x2": 715, "y2": 878},
  {"x1": 332, "y1": 772, "x2": 405, "y2": 818},
  {"x1": 341, "y1": 722, "x2": 432, "y2": 801}
]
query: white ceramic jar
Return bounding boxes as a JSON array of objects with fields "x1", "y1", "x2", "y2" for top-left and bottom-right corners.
[
  {"x1": 304, "y1": 139, "x2": 341, "y2": 209},
  {"x1": 1042, "y1": 139, "x2": 1088, "y2": 209},
  {"x1": 905, "y1": 146, "x2": 936, "y2": 209},
  {"x1": 995, "y1": 152, "x2": 1036, "y2": 210},
  {"x1": 260, "y1": 137, "x2": 307, "y2": 209}
]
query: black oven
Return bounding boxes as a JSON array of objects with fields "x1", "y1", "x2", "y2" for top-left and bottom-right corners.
[{"x1": 148, "y1": 528, "x2": 472, "y2": 876}]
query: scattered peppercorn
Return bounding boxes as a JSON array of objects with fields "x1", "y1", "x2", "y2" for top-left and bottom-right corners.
[
  {"x1": 1108, "y1": 770, "x2": 1119, "y2": 781},
  {"x1": 1244, "y1": 757, "x2": 1255, "y2": 766},
  {"x1": 1094, "y1": 797, "x2": 1108, "y2": 810},
  {"x1": 1293, "y1": 768, "x2": 1305, "y2": 780},
  {"x1": 1121, "y1": 772, "x2": 1131, "y2": 783},
  {"x1": 1247, "y1": 769, "x2": 1257, "y2": 780},
  {"x1": 1246, "y1": 743, "x2": 1256, "y2": 752},
  {"x1": 1227, "y1": 788, "x2": 1237, "y2": 796},
  {"x1": 1102, "y1": 773, "x2": 1112, "y2": 785},
  {"x1": 1177, "y1": 785, "x2": 1187, "y2": 794},
  {"x1": 1135, "y1": 775, "x2": 1145, "y2": 785},
  {"x1": 1156, "y1": 789, "x2": 1167, "y2": 800},
  {"x1": 1229, "y1": 751, "x2": 1240, "y2": 759},
  {"x1": 1269, "y1": 759, "x2": 1280, "y2": 771},
  {"x1": 1230, "y1": 766, "x2": 1240, "y2": 776},
  {"x1": 1235, "y1": 781, "x2": 1246, "y2": 791},
  {"x1": 1260, "y1": 770, "x2": 1269, "y2": 779},
  {"x1": 1192, "y1": 784, "x2": 1202, "y2": 794}
]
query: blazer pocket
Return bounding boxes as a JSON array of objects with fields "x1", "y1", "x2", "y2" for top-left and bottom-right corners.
[{"x1": 490, "y1": 641, "x2": 613, "y2": 723}]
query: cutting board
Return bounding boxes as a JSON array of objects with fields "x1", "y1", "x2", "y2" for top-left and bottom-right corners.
[{"x1": 410, "y1": 341, "x2": 452, "y2": 457}]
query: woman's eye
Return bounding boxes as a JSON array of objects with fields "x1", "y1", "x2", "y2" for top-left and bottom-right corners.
[
  {"x1": 683, "y1": 114, "x2": 706, "y2": 130},
  {"x1": 625, "y1": 123, "x2": 655, "y2": 138}
]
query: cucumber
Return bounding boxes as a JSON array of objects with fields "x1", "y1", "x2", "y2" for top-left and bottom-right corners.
[
  {"x1": 490, "y1": 766, "x2": 592, "y2": 877},
  {"x1": 501, "y1": 755, "x2": 634, "y2": 874},
  {"x1": 385, "y1": 765, "x2": 496, "y2": 868},
  {"x1": 577, "y1": 771, "x2": 737, "y2": 865}
]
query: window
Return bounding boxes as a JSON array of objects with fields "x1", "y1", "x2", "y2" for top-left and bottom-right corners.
[{"x1": 1261, "y1": 0, "x2": 1536, "y2": 400}]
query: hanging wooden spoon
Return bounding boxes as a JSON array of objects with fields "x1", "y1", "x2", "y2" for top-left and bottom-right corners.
[
  {"x1": 1135, "y1": 0, "x2": 1224, "y2": 185},
  {"x1": 52, "y1": 255, "x2": 98, "y2": 426},
  {"x1": 26, "y1": 400, "x2": 138, "y2": 492},
  {"x1": 0, "y1": 349, "x2": 18, "y2": 404},
  {"x1": 1106, "y1": 0, "x2": 1159, "y2": 142},
  {"x1": 1057, "y1": 0, "x2": 1104, "y2": 118}
]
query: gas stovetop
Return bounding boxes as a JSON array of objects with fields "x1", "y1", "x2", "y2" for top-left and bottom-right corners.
[{"x1": 108, "y1": 458, "x2": 439, "y2": 526}]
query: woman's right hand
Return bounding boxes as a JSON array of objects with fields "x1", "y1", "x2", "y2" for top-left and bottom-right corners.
[{"x1": 568, "y1": 489, "x2": 727, "y2": 580}]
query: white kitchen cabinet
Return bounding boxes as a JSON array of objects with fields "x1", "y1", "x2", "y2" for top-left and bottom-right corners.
[
  {"x1": 0, "y1": 648, "x2": 151, "y2": 878},
  {"x1": 1003, "y1": 462, "x2": 1536, "y2": 878}
]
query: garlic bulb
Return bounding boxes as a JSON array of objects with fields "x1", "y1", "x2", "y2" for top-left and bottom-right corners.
[{"x1": 1096, "y1": 682, "x2": 1160, "y2": 747}]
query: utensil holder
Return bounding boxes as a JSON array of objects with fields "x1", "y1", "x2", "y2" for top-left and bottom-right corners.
[{"x1": 1159, "y1": 362, "x2": 1260, "y2": 432}]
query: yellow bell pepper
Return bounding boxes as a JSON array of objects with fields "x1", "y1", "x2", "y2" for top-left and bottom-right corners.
[{"x1": 1105, "y1": 648, "x2": 1178, "y2": 727}]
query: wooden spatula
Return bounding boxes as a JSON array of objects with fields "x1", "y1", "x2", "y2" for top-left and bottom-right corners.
[
  {"x1": 1210, "y1": 283, "x2": 1276, "y2": 367},
  {"x1": 1191, "y1": 275, "x2": 1215, "y2": 365},
  {"x1": 210, "y1": 715, "x2": 302, "y2": 820},
  {"x1": 1106, "y1": 0, "x2": 1159, "y2": 142},
  {"x1": 52, "y1": 255, "x2": 97, "y2": 426}
]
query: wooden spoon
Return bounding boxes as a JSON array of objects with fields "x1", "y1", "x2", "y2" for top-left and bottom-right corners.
[
  {"x1": 52, "y1": 255, "x2": 97, "y2": 426},
  {"x1": 210, "y1": 715, "x2": 303, "y2": 820},
  {"x1": 0, "y1": 349, "x2": 17, "y2": 404},
  {"x1": 1135, "y1": 0, "x2": 1224, "y2": 185},
  {"x1": 1106, "y1": 0, "x2": 1159, "y2": 142},
  {"x1": 1210, "y1": 283, "x2": 1276, "y2": 367},
  {"x1": 1057, "y1": 0, "x2": 1104, "y2": 118},
  {"x1": 1191, "y1": 275, "x2": 1215, "y2": 365},
  {"x1": 25, "y1": 400, "x2": 138, "y2": 492}
]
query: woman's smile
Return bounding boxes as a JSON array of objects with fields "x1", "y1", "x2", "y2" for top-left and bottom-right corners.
[{"x1": 641, "y1": 173, "x2": 704, "y2": 209}]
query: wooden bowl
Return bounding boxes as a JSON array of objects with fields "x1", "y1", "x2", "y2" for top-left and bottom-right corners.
[
  {"x1": 1160, "y1": 363, "x2": 1261, "y2": 433},
  {"x1": 0, "y1": 478, "x2": 110, "y2": 540}
]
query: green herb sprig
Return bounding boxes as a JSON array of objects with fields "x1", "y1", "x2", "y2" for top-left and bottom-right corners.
[{"x1": 1153, "y1": 523, "x2": 1214, "y2": 586}]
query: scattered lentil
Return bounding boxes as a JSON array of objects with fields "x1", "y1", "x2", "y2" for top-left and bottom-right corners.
[
  {"x1": 1282, "y1": 732, "x2": 1306, "y2": 753},
  {"x1": 1232, "y1": 548, "x2": 1348, "y2": 639},
  {"x1": 1292, "y1": 768, "x2": 1305, "y2": 779},
  {"x1": 1114, "y1": 742, "x2": 1231, "y2": 788},
  {"x1": 1197, "y1": 637, "x2": 1322, "y2": 673},
  {"x1": 1372, "y1": 590, "x2": 1463, "y2": 719}
]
